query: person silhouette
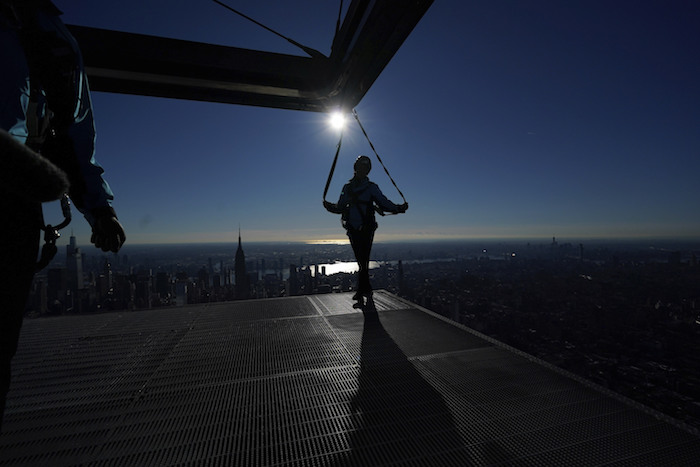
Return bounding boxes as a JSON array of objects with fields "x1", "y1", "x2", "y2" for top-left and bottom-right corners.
[
  {"x1": 324, "y1": 155, "x2": 407, "y2": 306},
  {"x1": 1, "y1": 0, "x2": 126, "y2": 428}
]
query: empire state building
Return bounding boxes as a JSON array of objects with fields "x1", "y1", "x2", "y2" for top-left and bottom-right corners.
[{"x1": 234, "y1": 229, "x2": 249, "y2": 299}]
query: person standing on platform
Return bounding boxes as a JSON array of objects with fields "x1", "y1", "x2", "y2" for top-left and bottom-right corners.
[
  {"x1": 0, "y1": 0, "x2": 126, "y2": 429},
  {"x1": 324, "y1": 155, "x2": 407, "y2": 307}
]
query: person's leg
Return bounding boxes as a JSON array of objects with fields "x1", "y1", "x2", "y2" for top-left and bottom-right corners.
[
  {"x1": 362, "y1": 229, "x2": 375, "y2": 295},
  {"x1": 0, "y1": 200, "x2": 41, "y2": 429},
  {"x1": 351, "y1": 228, "x2": 374, "y2": 296},
  {"x1": 349, "y1": 231, "x2": 362, "y2": 298},
  {"x1": 0, "y1": 20, "x2": 39, "y2": 430},
  {"x1": 0, "y1": 269, "x2": 34, "y2": 428}
]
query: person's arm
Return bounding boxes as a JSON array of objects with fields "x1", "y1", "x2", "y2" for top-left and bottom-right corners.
[
  {"x1": 324, "y1": 184, "x2": 349, "y2": 214},
  {"x1": 68, "y1": 78, "x2": 126, "y2": 253},
  {"x1": 44, "y1": 12, "x2": 125, "y2": 251},
  {"x1": 323, "y1": 200, "x2": 343, "y2": 214},
  {"x1": 370, "y1": 183, "x2": 408, "y2": 214}
]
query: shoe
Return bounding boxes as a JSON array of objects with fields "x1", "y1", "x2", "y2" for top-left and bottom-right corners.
[{"x1": 352, "y1": 291, "x2": 364, "y2": 309}]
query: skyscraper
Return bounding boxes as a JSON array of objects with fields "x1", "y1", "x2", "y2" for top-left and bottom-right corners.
[
  {"x1": 66, "y1": 234, "x2": 83, "y2": 292},
  {"x1": 47, "y1": 267, "x2": 67, "y2": 312},
  {"x1": 234, "y1": 229, "x2": 249, "y2": 300}
]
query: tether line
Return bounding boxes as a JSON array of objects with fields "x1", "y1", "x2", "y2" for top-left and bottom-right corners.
[
  {"x1": 212, "y1": 0, "x2": 325, "y2": 59},
  {"x1": 352, "y1": 110, "x2": 407, "y2": 203},
  {"x1": 323, "y1": 128, "x2": 344, "y2": 202}
]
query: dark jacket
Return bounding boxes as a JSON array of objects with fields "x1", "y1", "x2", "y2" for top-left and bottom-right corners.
[{"x1": 330, "y1": 176, "x2": 402, "y2": 231}]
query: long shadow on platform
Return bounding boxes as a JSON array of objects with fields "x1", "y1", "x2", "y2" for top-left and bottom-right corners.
[{"x1": 342, "y1": 298, "x2": 505, "y2": 465}]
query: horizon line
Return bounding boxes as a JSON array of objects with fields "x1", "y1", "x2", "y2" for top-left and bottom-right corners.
[{"x1": 83, "y1": 235, "x2": 700, "y2": 249}]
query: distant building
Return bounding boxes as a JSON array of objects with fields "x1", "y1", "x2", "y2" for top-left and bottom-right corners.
[
  {"x1": 175, "y1": 280, "x2": 188, "y2": 306},
  {"x1": 47, "y1": 267, "x2": 67, "y2": 312},
  {"x1": 134, "y1": 269, "x2": 152, "y2": 309},
  {"x1": 30, "y1": 278, "x2": 48, "y2": 314},
  {"x1": 66, "y1": 234, "x2": 84, "y2": 296},
  {"x1": 96, "y1": 260, "x2": 113, "y2": 302},
  {"x1": 288, "y1": 264, "x2": 299, "y2": 296},
  {"x1": 668, "y1": 251, "x2": 681, "y2": 265},
  {"x1": 197, "y1": 267, "x2": 209, "y2": 290},
  {"x1": 235, "y1": 229, "x2": 249, "y2": 299},
  {"x1": 156, "y1": 272, "x2": 171, "y2": 299}
]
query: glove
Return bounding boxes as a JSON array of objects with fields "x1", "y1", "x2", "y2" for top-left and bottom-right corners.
[
  {"x1": 91, "y1": 207, "x2": 126, "y2": 252},
  {"x1": 323, "y1": 200, "x2": 336, "y2": 212},
  {"x1": 397, "y1": 202, "x2": 408, "y2": 213}
]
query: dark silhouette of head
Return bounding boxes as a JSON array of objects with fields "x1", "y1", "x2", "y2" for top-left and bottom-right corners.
[{"x1": 354, "y1": 155, "x2": 371, "y2": 177}]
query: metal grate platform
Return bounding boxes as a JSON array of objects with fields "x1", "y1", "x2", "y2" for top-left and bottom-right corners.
[{"x1": 2, "y1": 291, "x2": 699, "y2": 466}]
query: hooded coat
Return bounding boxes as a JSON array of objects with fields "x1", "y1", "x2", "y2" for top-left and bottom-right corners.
[{"x1": 331, "y1": 176, "x2": 403, "y2": 231}]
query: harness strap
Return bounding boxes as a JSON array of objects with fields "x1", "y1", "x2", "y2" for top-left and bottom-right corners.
[
  {"x1": 212, "y1": 0, "x2": 325, "y2": 59},
  {"x1": 352, "y1": 109, "x2": 407, "y2": 204},
  {"x1": 322, "y1": 128, "x2": 343, "y2": 202}
]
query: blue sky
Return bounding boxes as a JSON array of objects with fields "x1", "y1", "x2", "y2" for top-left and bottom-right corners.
[{"x1": 52, "y1": 1, "x2": 700, "y2": 246}]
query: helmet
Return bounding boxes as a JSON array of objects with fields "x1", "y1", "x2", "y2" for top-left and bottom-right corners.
[{"x1": 354, "y1": 155, "x2": 372, "y2": 173}]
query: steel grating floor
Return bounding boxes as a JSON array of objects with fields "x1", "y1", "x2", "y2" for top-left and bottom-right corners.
[{"x1": 1, "y1": 290, "x2": 699, "y2": 466}]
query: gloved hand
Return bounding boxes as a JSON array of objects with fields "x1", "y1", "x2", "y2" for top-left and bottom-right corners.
[
  {"x1": 398, "y1": 202, "x2": 408, "y2": 213},
  {"x1": 323, "y1": 200, "x2": 336, "y2": 212},
  {"x1": 91, "y1": 207, "x2": 126, "y2": 252}
]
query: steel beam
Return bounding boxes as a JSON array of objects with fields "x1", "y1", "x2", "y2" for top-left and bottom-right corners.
[{"x1": 67, "y1": 0, "x2": 433, "y2": 112}]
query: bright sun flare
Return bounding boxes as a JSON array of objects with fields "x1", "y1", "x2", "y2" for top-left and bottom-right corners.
[{"x1": 328, "y1": 111, "x2": 346, "y2": 130}]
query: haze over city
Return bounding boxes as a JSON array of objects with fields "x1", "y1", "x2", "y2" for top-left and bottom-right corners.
[{"x1": 51, "y1": 0, "x2": 700, "y2": 246}]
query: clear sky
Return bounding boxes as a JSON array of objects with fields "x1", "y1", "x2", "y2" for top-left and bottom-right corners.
[{"x1": 51, "y1": 0, "x2": 700, "y2": 246}]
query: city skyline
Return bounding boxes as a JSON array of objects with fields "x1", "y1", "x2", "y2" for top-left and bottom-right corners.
[
  {"x1": 51, "y1": 1, "x2": 700, "y2": 246},
  {"x1": 34, "y1": 233, "x2": 700, "y2": 312}
]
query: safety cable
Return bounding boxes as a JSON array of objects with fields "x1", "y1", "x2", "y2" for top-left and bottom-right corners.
[
  {"x1": 323, "y1": 127, "x2": 344, "y2": 202},
  {"x1": 352, "y1": 109, "x2": 407, "y2": 204},
  {"x1": 335, "y1": 0, "x2": 344, "y2": 36},
  {"x1": 212, "y1": 0, "x2": 326, "y2": 59},
  {"x1": 323, "y1": 109, "x2": 407, "y2": 207}
]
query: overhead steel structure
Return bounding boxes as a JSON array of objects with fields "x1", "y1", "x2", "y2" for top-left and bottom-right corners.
[{"x1": 67, "y1": 0, "x2": 434, "y2": 112}]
